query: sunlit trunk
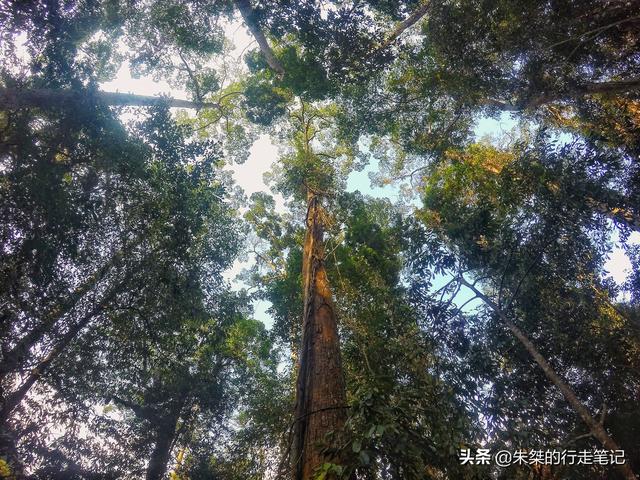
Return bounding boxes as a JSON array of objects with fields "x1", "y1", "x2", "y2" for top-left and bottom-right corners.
[{"x1": 292, "y1": 191, "x2": 348, "y2": 480}]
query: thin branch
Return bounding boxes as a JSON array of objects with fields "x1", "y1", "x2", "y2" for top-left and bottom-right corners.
[
  {"x1": 498, "y1": 246, "x2": 516, "y2": 308},
  {"x1": 452, "y1": 294, "x2": 479, "y2": 315},
  {"x1": 432, "y1": 277, "x2": 457, "y2": 297},
  {"x1": 315, "y1": 152, "x2": 337, "y2": 159},
  {"x1": 598, "y1": 401, "x2": 607, "y2": 427},
  {"x1": 505, "y1": 229, "x2": 557, "y2": 311},
  {"x1": 252, "y1": 248, "x2": 281, "y2": 273},
  {"x1": 177, "y1": 50, "x2": 202, "y2": 104},
  {"x1": 324, "y1": 232, "x2": 345, "y2": 259},
  {"x1": 548, "y1": 15, "x2": 640, "y2": 49},
  {"x1": 216, "y1": 90, "x2": 245, "y2": 102},
  {"x1": 393, "y1": 164, "x2": 429, "y2": 182},
  {"x1": 440, "y1": 282, "x2": 462, "y2": 311},
  {"x1": 375, "y1": 2, "x2": 430, "y2": 53}
]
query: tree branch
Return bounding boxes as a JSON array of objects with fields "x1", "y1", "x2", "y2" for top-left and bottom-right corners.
[
  {"x1": 480, "y1": 76, "x2": 640, "y2": 112},
  {"x1": 375, "y1": 2, "x2": 430, "y2": 53},
  {"x1": 111, "y1": 395, "x2": 158, "y2": 421},
  {"x1": 177, "y1": 50, "x2": 202, "y2": 103},
  {"x1": 0, "y1": 88, "x2": 221, "y2": 111},
  {"x1": 234, "y1": 0, "x2": 286, "y2": 78},
  {"x1": 457, "y1": 274, "x2": 637, "y2": 480}
]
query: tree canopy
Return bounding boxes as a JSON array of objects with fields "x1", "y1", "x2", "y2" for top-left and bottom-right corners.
[{"x1": 1, "y1": 1, "x2": 639, "y2": 479}]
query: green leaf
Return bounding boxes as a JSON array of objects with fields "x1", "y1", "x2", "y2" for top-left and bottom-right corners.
[{"x1": 352, "y1": 439, "x2": 361, "y2": 453}]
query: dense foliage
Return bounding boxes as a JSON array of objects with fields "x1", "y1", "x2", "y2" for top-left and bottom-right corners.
[{"x1": 1, "y1": 1, "x2": 639, "y2": 479}]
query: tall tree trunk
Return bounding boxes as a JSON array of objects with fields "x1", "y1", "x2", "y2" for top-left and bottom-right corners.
[
  {"x1": 0, "y1": 88, "x2": 219, "y2": 111},
  {"x1": 145, "y1": 402, "x2": 184, "y2": 480},
  {"x1": 292, "y1": 191, "x2": 349, "y2": 480},
  {"x1": 458, "y1": 277, "x2": 638, "y2": 480},
  {"x1": 234, "y1": 0, "x2": 286, "y2": 78}
]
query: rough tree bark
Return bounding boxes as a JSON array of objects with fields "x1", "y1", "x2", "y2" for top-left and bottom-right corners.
[
  {"x1": 291, "y1": 190, "x2": 349, "y2": 480},
  {"x1": 458, "y1": 277, "x2": 638, "y2": 480}
]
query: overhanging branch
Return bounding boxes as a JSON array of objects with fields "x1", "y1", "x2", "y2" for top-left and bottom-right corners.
[
  {"x1": 376, "y1": 1, "x2": 430, "y2": 53},
  {"x1": 0, "y1": 88, "x2": 221, "y2": 111},
  {"x1": 481, "y1": 76, "x2": 640, "y2": 112}
]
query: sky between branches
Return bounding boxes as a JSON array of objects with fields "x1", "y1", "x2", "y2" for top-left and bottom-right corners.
[{"x1": 91, "y1": 17, "x2": 639, "y2": 329}]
